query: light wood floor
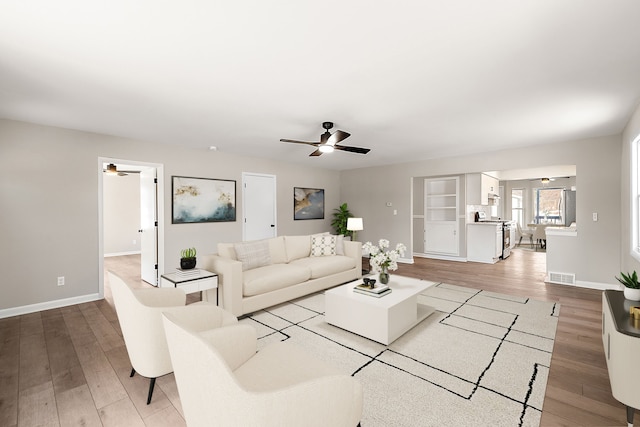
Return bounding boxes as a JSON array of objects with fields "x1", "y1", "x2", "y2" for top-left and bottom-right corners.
[{"x1": 0, "y1": 250, "x2": 627, "y2": 426}]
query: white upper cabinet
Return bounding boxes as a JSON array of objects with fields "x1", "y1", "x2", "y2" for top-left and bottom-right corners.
[{"x1": 466, "y1": 173, "x2": 499, "y2": 206}]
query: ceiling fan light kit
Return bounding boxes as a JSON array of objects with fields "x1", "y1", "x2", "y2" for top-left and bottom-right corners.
[{"x1": 280, "y1": 121, "x2": 371, "y2": 157}]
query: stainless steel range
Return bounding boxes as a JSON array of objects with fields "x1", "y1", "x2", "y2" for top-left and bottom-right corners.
[{"x1": 475, "y1": 212, "x2": 514, "y2": 259}]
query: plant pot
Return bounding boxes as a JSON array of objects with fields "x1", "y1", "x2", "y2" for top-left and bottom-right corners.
[
  {"x1": 624, "y1": 287, "x2": 640, "y2": 301},
  {"x1": 180, "y1": 257, "x2": 197, "y2": 270}
]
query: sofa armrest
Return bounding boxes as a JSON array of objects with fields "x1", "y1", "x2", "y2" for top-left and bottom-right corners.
[
  {"x1": 343, "y1": 240, "x2": 362, "y2": 273},
  {"x1": 200, "y1": 254, "x2": 244, "y2": 317}
]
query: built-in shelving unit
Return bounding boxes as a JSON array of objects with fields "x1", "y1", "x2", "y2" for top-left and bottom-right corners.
[{"x1": 424, "y1": 177, "x2": 459, "y2": 255}]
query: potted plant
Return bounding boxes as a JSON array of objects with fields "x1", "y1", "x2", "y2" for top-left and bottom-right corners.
[
  {"x1": 615, "y1": 271, "x2": 640, "y2": 301},
  {"x1": 180, "y1": 247, "x2": 197, "y2": 270},
  {"x1": 331, "y1": 203, "x2": 353, "y2": 238}
]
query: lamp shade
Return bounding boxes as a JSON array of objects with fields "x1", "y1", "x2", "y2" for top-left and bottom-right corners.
[{"x1": 346, "y1": 217, "x2": 363, "y2": 231}]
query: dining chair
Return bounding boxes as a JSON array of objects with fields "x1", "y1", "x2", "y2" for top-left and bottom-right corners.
[
  {"x1": 532, "y1": 225, "x2": 547, "y2": 251},
  {"x1": 516, "y1": 223, "x2": 534, "y2": 248}
]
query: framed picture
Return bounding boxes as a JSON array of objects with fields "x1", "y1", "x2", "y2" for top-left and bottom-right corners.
[
  {"x1": 294, "y1": 187, "x2": 324, "y2": 220},
  {"x1": 172, "y1": 176, "x2": 236, "y2": 223}
]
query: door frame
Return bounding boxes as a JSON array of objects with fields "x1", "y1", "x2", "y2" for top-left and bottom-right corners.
[
  {"x1": 98, "y1": 157, "x2": 165, "y2": 296},
  {"x1": 242, "y1": 172, "x2": 277, "y2": 241}
]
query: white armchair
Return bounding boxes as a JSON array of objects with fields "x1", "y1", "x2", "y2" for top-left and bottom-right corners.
[
  {"x1": 108, "y1": 271, "x2": 237, "y2": 404},
  {"x1": 162, "y1": 311, "x2": 364, "y2": 427}
]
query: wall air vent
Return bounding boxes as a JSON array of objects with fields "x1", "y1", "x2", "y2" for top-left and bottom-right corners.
[{"x1": 548, "y1": 272, "x2": 576, "y2": 285}]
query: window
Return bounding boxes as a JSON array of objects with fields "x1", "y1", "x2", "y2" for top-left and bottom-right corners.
[
  {"x1": 534, "y1": 187, "x2": 564, "y2": 224},
  {"x1": 511, "y1": 188, "x2": 524, "y2": 227},
  {"x1": 633, "y1": 135, "x2": 640, "y2": 260}
]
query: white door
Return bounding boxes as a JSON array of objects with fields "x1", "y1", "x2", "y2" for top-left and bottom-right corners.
[
  {"x1": 140, "y1": 167, "x2": 158, "y2": 285},
  {"x1": 243, "y1": 173, "x2": 276, "y2": 241}
]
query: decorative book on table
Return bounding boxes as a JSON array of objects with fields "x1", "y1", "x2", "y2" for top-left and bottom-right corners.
[
  {"x1": 176, "y1": 268, "x2": 200, "y2": 277},
  {"x1": 353, "y1": 288, "x2": 392, "y2": 298},
  {"x1": 353, "y1": 283, "x2": 391, "y2": 297}
]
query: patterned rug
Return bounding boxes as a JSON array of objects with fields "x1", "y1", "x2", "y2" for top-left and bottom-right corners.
[{"x1": 239, "y1": 281, "x2": 560, "y2": 427}]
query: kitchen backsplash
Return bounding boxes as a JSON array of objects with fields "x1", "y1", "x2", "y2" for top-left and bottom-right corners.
[{"x1": 467, "y1": 204, "x2": 497, "y2": 222}]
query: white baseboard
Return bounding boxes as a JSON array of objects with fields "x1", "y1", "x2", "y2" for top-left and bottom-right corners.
[
  {"x1": 413, "y1": 253, "x2": 467, "y2": 262},
  {"x1": 0, "y1": 293, "x2": 103, "y2": 319},
  {"x1": 104, "y1": 251, "x2": 141, "y2": 257},
  {"x1": 544, "y1": 275, "x2": 618, "y2": 291}
]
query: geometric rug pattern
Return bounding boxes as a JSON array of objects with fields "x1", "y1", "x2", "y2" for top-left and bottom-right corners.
[{"x1": 239, "y1": 281, "x2": 560, "y2": 427}]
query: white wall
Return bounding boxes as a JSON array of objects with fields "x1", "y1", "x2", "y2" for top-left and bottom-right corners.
[
  {"x1": 103, "y1": 173, "x2": 141, "y2": 255},
  {"x1": 0, "y1": 119, "x2": 341, "y2": 313},
  {"x1": 341, "y1": 135, "x2": 621, "y2": 285}
]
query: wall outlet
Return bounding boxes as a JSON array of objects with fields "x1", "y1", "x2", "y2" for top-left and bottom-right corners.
[
  {"x1": 132, "y1": 239, "x2": 137, "y2": 245},
  {"x1": 592, "y1": 212, "x2": 598, "y2": 221},
  {"x1": 57, "y1": 276, "x2": 65, "y2": 286}
]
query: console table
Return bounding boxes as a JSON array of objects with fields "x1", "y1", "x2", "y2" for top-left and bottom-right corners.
[{"x1": 602, "y1": 290, "x2": 640, "y2": 427}]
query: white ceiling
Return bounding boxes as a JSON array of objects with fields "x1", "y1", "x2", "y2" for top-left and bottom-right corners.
[{"x1": 2, "y1": 1, "x2": 640, "y2": 171}]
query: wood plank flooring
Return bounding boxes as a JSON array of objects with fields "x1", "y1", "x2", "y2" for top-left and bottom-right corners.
[{"x1": 0, "y1": 250, "x2": 627, "y2": 426}]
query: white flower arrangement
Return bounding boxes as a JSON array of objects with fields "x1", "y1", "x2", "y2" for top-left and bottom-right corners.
[{"x1": 362, "y1": 239, "x2": 407, "y2": 273}]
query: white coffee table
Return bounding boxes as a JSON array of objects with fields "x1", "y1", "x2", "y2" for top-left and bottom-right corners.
[{"x1": 325, "y1": 275, "x2": 436, "y2": 345}]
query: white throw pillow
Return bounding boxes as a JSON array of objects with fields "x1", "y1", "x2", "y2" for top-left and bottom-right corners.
[
  {"x1": 234, "y1": 240, "x2": 271, "y2": 271},
  {"x1": 335, "y1": 234, "x2": 345, "y2": 255},
  {"x1": 311, "y1": 235, "x2": 337, "y2": 257}
]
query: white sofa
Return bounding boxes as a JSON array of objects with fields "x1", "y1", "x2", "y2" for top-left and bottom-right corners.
[{"x1": 201, "y1": 234, "x2": 362, "y2": 317}]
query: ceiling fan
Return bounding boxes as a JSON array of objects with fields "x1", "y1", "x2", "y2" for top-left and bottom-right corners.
[
  {"x1": 280, "y1": 122, "x2": 371, "y2": 156},
  {"x1": 103, "y1": 163, "x2": 140, "y2": 176}
]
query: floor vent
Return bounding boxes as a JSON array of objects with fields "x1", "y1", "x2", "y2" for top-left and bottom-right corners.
[{"x1": 548, "y1": 271, "x2": 576, "y2": 285}]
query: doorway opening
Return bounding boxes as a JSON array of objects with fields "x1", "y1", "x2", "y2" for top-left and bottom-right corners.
[{"x1": 98, "y1": 158, "x2": 164, "y2": 298}]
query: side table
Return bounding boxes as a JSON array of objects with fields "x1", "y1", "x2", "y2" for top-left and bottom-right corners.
[
  {"x1": 602, "y1": 290, "x2": 640, "y2": 427},
  {"x1": 161, "y1": 269, "x2": 218, "y2": 305}
]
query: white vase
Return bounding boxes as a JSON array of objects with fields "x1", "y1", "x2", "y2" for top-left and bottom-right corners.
[{"x1": 624, "y1": 287, "x2": 640, "y2": 301}]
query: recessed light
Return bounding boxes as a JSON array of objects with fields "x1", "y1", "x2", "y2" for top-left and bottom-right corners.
[{"x1": 209, "y1": 146, "x2": 218, "y2": 151}]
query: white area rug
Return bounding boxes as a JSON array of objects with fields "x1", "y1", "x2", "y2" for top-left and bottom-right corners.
[{"x1": 239, "y1": 281, "x2": 560, "y2": 427}]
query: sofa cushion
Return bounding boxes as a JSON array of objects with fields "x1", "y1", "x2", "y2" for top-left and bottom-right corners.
[
  {"x1": 284, "y1": 235, "x2": 311, "y2": 262},
  {"x1": 289, "y1": 256, "x2": 356, "y2": 279},
  {"x1": 311, "y1": 234, "x2": 337, "y2": 256},
  {"x1": 243, "y1": 264, "x2": 311, "y2": 297},
  {"x1": 234, "y1": 240, "x2": 271, "y2": 271},
  {"x1": 268, "y1": 236, "x2": 287, "y2": 264},
  {"x1": 218, "y1": 243, "x2": 237, "y2": 260},
  {"x1": 335, "y1": 235, "x2": 345, "y2": 256}
]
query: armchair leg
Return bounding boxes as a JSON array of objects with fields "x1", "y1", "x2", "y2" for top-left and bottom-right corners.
[
  {"x1": 130, "y1": 368, "x2": 135, "y2": 377},
  {"x1": 147, "y1": 377, "x2": 156, "y2": 405}
]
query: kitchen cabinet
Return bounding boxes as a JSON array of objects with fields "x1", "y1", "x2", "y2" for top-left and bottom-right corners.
[
  {"x1": 424, "y1": 177, "x2": 459, "y2": 255},
  {"x1": 466, "y1": 173, "x2": 499, "y2": 206},
  {"x1": 467, "y1": 223, "x2": 501, "y2": 263}
]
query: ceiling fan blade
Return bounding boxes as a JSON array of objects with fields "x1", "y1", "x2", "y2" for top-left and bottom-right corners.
[
  {"x1": 327, "y1": 130, "x2": 350, "y2": 145},
  {"x1": 309, "y1": 149, "x2": 323, "y2": 157},
  {"x1": 333, "y1": 145, "x2": 370, "y2": 154},
  {"x1": 280, "y1": 139, "x2": 320, "y2": 147}
]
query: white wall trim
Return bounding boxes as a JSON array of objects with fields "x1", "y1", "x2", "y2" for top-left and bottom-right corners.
[
  {"x1": 104, "y1": 251, "x2": 141, "y2": 257},
  {"x1": 0, "y1": 293, "x2": 102, "y2": 319},
  {"x1": 413, "y1": 253, "x2": 467, "y2": 262}
]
